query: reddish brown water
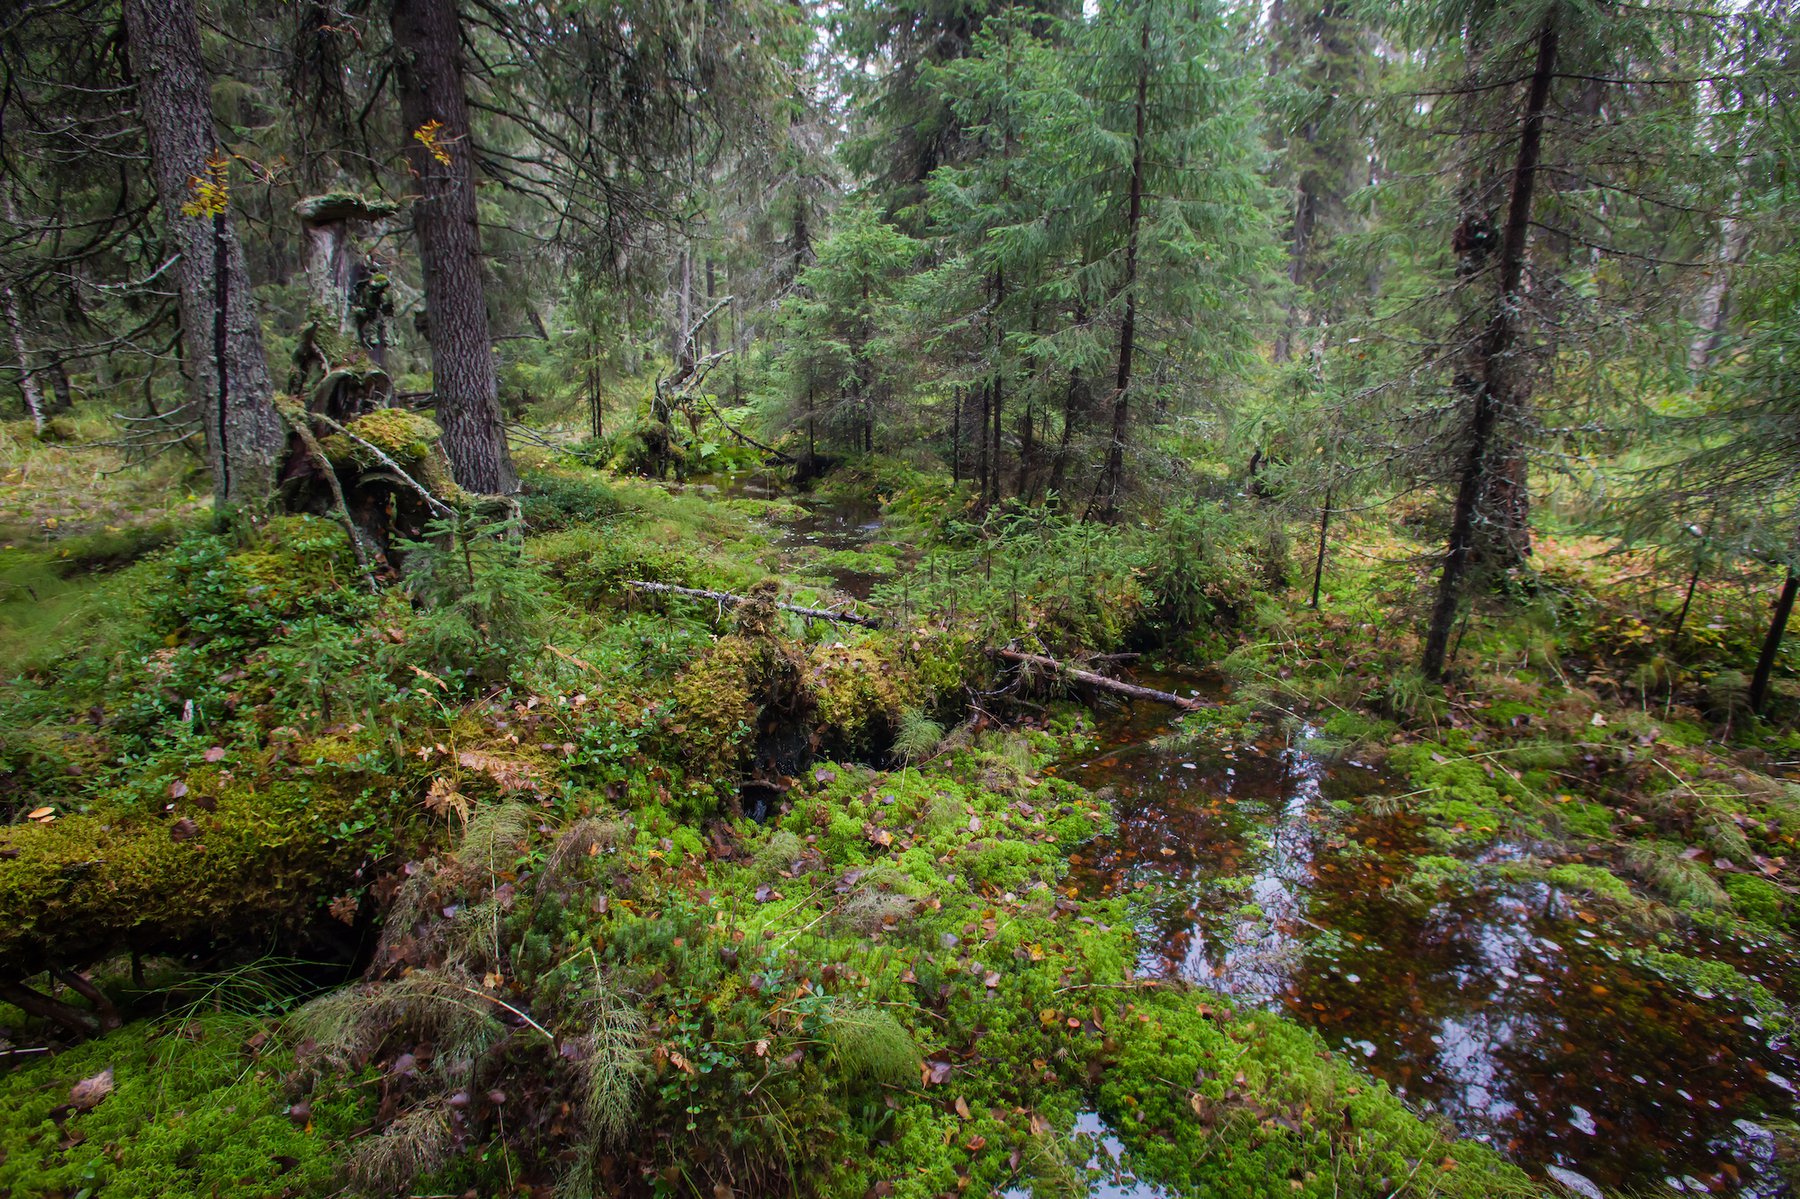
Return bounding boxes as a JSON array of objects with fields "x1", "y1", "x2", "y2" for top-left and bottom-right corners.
[{"x1": 1060, "y1": 671, "x2": 1800, "y2": 1197}]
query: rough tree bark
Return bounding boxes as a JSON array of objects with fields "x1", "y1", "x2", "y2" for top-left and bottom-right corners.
[
  {"x1": 1467, "y1": 22, "x2": 1561, "y2": 573},
  {"x1": 391, "y1": 0, "x2": 517, "y2": 495},
  {"x1": 123, "y1": 0, "x2": 285, "y2": 509},
  {"x1": 1422, "y1": 15, "x2": 1557, "y2": 678},
  {"x1": 3, "y1": 276, "x2": 43, "y2": 434}
]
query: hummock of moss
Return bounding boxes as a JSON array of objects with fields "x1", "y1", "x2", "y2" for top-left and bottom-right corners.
[{"x1": 321, "y1": 409, "x2": 443, "y2": 468}]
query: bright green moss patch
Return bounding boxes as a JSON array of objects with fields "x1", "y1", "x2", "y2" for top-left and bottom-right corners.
[
  {"x1": 1723, "y1": 873, "x2": 1791, "y2": 932},
  {"x1": 1627, "y1": 947, "x2": 1795, "y2": 1034},
  {"x1": 0, "y1": 757, "x2": 410, "y2": 976},
  {"x1": 0, "y1": 1017, "x2": 365, "y2": 1199}
]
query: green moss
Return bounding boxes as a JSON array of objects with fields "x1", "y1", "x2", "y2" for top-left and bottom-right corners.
[
  {"x1": 321, "y1": 409, "x2": 443, "y2": 466},
  {"x1": 1391, "y1": 854, "x2": 1477, "y2": 906},
  {"x1": 0, "y1": 752, "x2": 409, "y2": 976},
  {"x1": 1723, "y1": 873, "x2": 1790, "y2": 932},
  {"x1": 1628, "y1": 947, "x2": 1794, "y2": 1034},
  {"x1": 0, "y1": 1017, "x2": 364, "y2": 1198},
  {"x1": 1542, "y1": 863, "x2": 1637, "y2": 906}
]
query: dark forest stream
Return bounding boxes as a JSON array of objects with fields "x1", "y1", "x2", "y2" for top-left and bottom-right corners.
[{"x1": 729, "y1": 477, "x2": 1799, "y2": 1196}]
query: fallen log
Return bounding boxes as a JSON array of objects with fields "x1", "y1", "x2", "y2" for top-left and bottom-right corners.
[
  {"x1": 994, "y1": 649, "x2": 1204, "y2": 711},
  {"x1": 626, "y1": 580, "x2": 882, "y2": 628}
]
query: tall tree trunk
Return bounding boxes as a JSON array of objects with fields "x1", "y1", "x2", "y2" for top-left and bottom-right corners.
[
  {"x1": 1273, "y1": 177, "x2": 1317, "y2": 365},
  {"x1": 1311, "y1": 489, "x2": 1332, "y2": 609},
  {"x1": 390, "y1": 0, "x2": 517, "y2": 495},
  {"x1": 1049, "y1": 367, "x2": 1079, "y2": 501},
  {"x1": 705, "y1": 258, "x2": 719, "y2": 357},
  {"x1": 123, "y1": 0, "x2": 284, "y2": 508},
  {"x1": 977, "y1": 380, "x2": 990, "y2": 508},
  {"x1": 951, "y1": 387, "x2": 961, "y2": 484},
  {"x1": 1095, "y1": 15, "x2": 1149, "y2": 523},
  {"x1": 1469, "y1": 21, "x2": 1559, "y2": 571},
  {"x1": 1017, "y1": 396, "x2": 1034, "y2": 500},
  {"x1": 1749, "y1": 560, "x2": 1798, "y2": 716},
  {"x1": 3, "y1": 277, "x2": 43, "y2": 434},
  {"x1": 0, "y1": 194, "x2": 45, "y2": 432},
  {"x1": 46, "y1": 359, "x2": 74, "y2": 414},
  {"x1": 673, "y1": 248, "x2": 693, "y2": 370},
  {"x1": 1423, "y1": 15, "x2": 1557, "y2": 678}
]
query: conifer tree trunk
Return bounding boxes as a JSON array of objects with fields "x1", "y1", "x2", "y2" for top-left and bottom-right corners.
[
  {"x1": 391, "y1": 0, "x2": 517, "y2": 495},
  {"x1": 46, "y1": 360, "x2": 74, "y2": 414},
  {"x1": 951, "y1": 388, "x2": 962, "y2": 484},
  {"x1": 1750, "y1": 561, "x2": 1797, "y2": 716},
  {"x1": 1470, "y1": 17, "x2": 1560, "y2": 571},
  {"x1": 1049, "y1": 367, "x2": 1080, "y2": 500},
  {"x1": 1274, "y1": 180, "x2": 1317, "y2": 365},
  {"x1": 1423, "y1": 15, "x2": 1557, "y2": 678},
  {"x1": 1096, "y1": 15, "x2": 1149, "y2": 522},
  {"x1": 123, "y1": 0, "x2": 284, "y2": 509}
]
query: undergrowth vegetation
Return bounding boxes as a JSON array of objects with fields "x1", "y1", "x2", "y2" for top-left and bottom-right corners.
[{"x1": 0, "y1": 434, "x2": 1794, "y2": 1199}]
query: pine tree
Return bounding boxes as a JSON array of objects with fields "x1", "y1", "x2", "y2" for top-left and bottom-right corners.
[{"x1": 390, "y1": 0, "x2": 518, "y2": 496}]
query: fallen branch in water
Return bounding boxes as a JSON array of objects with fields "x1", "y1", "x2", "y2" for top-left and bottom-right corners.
[
  {"x1": 993, "y1": 649, "x2": 1204, "y2": 711},
  {"x1": 625, "y1": 580, "x2": 882, "y2": 628}
]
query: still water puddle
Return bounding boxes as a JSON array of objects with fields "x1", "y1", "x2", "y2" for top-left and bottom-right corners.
[
  {"x1": 1060, "y1": 674, "x2": 1800, "y2": 1196},
  {"x1": 680, "y1": 473, "x2": 885, "y2": 599},
  {"x1": 998, "y1": 1111, "x2": 1172, "y2": 1199}
]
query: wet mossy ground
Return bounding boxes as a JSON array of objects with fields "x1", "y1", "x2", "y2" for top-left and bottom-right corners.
[{"x1": 3, "y1": 447, "x2": 1795, "y2": 1197}]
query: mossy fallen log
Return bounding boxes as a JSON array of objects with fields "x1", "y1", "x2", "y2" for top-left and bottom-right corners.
[{"x1": 0, "y1": 749, "x2": 411, "y2": 992}]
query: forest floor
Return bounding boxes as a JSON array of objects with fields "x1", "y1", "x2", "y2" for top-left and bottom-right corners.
[{"x1": 0, "y1": 422, "x2": 1796, "y2": 1199}]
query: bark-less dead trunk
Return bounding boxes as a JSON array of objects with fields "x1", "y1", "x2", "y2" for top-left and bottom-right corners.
[
  {"x1": 123, "y1": 0, "x2": 284, "y2": 508},
  {"x1": 390, "y1": 0, "x2": 517, "y2": 495},
  {"x1": 1689, "y1": 214, "x2": 1747, "y2": 374}
]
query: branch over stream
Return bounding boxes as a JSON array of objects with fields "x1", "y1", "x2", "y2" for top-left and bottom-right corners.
[{"x1": 993, "y1": 649, "x2": 1205, "y2": 710}]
